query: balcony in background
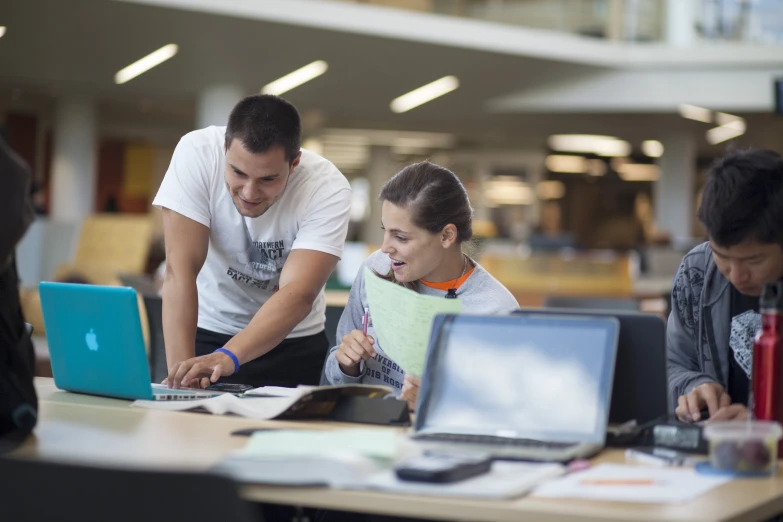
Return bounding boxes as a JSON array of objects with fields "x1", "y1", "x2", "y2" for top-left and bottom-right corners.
[{"x1": 325, "y1": 0, "x2": 783, "y2": 45}]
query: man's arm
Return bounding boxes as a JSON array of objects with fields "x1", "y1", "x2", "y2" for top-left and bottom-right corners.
[
  {"x1": 168, "y1": 248, "x2": 338, "y2": 388},
  {"x1": 161, "y1": 208, "x2": 209, "y2": 373},
  {"x1": 667, "y1": 307, "x2": 715, "y2": 403},
  {"x1": 667, "y1": 261, "x2": 720, "y2": 412},
  {"x1": 225, "y1": 248, "x2": 338, "y2": 362}
]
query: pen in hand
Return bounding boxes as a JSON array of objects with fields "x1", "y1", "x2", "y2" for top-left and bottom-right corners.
[{"x1": 362, "y1": 307, "x2": 369, "y2": 336}]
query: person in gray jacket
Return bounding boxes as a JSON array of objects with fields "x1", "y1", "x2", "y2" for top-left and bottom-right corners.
[
  {"x1": 670, "y1": 149, "x2": 783, "y2": 423},
  {"x1": 323, "y1": 161, "x2": 519, "y2": 409}
]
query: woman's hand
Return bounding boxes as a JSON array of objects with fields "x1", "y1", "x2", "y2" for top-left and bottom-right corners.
[
  {"x1": 400, "y1": 374, "x2": 421, "y2": 411},
  {"x1": 335, "y1": 330, "x2": 376, "y2": 376}
]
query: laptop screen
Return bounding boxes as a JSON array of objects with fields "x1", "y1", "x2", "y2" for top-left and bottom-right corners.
[{"x1": 415, "y1": 314, "x2": 619, "y2": 444}]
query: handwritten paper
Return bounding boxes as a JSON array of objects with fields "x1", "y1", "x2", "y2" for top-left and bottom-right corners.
[{"x1": 364, "y1": 267, "x2": 461, "y2": 376}]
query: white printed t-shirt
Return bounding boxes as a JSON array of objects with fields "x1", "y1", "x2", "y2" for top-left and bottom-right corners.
[{"x1": 152, "y1": 126, "x2": 352, "y2": 338}]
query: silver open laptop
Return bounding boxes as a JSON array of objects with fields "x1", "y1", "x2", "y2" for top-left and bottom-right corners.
[{"x1": 411, "y1": 313, "x2": 620, "y2": 462}]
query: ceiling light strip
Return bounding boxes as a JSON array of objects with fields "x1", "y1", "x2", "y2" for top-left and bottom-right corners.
[
  {"x1": 261, "y1": 60, "x2": 329, "y2": 96},
  {"x1": 547, "y1": 134, "x2": 630, "y2": 157},
  {"x1": 706, "y1": 119, "x2": 746, "y2": 145},
  {"x1": 115, "y1": 44, "x2": 179, "y2": 85},
  {"x1": 678, "y1": 104, "x2": 713, "y2": 123},
  {"x1": 390, "y1": 76, "x2": 459, "y2": 114}
]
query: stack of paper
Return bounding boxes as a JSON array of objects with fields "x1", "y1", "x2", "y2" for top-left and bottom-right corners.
[
  {"x1": 242, "y1": 429, "x2": 399, "y2": 460},
  {"x1": 214, "y1": 428, "x2": 401, "y2": 486},
  {"x1": 216, "y1": 431, "x2": 566, "y2": 498}
]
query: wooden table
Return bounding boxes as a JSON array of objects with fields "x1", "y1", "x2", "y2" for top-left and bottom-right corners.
[{"x1": 12, "y1": 378, "x2": 783, "y2": 522}]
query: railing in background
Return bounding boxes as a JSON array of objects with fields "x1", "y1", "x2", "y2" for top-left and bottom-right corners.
[
  {"x1": 698, "y1": 0, "x2": 783, "y2": 44},
  {"x1": 327, "y1": 0, "x2": 783, "y2": 44},
  {"x1": 325, "y1": 0, "x2": 663, "y2": 41}
]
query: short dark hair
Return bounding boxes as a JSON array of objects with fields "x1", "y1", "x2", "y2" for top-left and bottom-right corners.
[
  {"x1": 225, "y1": 95, "x2": 302, "y2": 162},
  {"x1": 698, "y1": 148, "x2": 783, "y2": 247},
  {"x1": 380, "y1": 161, "x2": 473, "y2": 243}
]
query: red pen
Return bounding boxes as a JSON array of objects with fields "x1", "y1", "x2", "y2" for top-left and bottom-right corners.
[{"x1": 362, "y1": 307, "x2": 369, "y2": 336}]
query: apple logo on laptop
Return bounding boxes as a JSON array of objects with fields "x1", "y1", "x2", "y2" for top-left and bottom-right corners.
[{"x1": 85, "y1": 329, "x2": 99, "y2": 351}]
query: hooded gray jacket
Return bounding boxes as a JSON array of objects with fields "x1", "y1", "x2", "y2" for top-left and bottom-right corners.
[
  {"x1": 323, "y1": 249, "x2": 519, "y2": 393},
  {"x1": 668, "y1": 241, "x2": 734, "y2": 411}
]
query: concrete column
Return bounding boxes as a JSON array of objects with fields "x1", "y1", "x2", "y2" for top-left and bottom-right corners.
[
  {"x1": 665, "y1": 0, "x2": 697, "y2": 46},
  {"x1": 606, "y1": 0, "x2": 625, "y2": 41},
  {"x1": 196, "y1": 85, "x2": 245, "y2": 129},
  {"x1": 50, "y1": 95, "x2": 97, "y2": 221},
  {"x1": 654, "y1": 130, "x2": 697, "y2": 248},
  {"x1": 526, "y1": 152, "x2": 545, "y2": 230},
  {"x1": 473, "y1": 160, "x2": 492, "y2": 222},
  {"x1": 363, "y1": 146, "x2": 397, "y2": 245}
]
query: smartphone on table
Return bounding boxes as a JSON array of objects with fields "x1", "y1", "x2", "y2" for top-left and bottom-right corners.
[
  {"x1": 395, "y1": 453, "x2": 492, "y2": 483},
  {"x1": 205, "y1": 382, "x2": 254, "y2": 394}
]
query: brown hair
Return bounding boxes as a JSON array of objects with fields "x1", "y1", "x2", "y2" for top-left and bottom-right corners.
[{"x1": 374, "y1": 161, "x2": 474, "y2": 289}]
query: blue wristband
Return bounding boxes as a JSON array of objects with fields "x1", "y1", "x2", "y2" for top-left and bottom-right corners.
[{"x1": 214, "y1": 347, "x2": 240, "y2": 374}]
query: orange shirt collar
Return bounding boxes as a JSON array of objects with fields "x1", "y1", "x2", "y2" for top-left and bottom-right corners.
[{"x1": 419, "y1": 266, "x2": 476, "y2": 291}]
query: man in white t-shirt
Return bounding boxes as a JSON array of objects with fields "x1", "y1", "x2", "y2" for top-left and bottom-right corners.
[{"x1": 153, "y1": 95, "x2": 352, "y2": 389}]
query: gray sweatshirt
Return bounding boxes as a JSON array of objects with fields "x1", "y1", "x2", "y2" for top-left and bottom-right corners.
[
  {"x1": 668, "y1": 242, "x2": 735, "y2": 411},
  {"x1": 323, "y1": 249, "x2": 520, "y2": 393}
]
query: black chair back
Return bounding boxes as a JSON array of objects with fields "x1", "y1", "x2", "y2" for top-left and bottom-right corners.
[
  {"x1": 142, "y1": 294, "x2": 167, "y2": 383},
  {"x1": 515, "y1": 308, "x2": 667, "y2": 424},
  {"x1": 0, "y1": 458, "x2": 258, "y2": 522}
]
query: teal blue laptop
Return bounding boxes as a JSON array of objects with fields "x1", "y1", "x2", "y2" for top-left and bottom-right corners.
[{"x1": 39, "y1": 282, "x2": 219, "y2": 401}]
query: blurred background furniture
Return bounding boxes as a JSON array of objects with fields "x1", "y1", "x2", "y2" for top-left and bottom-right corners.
[
  {"x1": 18, "y1": 216, "x2": 155, "y2": 378},
  {"x1": 543, "y1": 295, "x2": 641, "y2": 311},
  {"x1": 54, "y1": 214, "x2": 154, "y2": 286}
]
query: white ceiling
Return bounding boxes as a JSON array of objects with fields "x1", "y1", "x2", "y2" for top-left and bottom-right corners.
[{"x1": 0, "y1": 0, "x2": 781, "y2": 153}]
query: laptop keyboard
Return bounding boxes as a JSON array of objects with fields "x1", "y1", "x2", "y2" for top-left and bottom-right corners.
[{"x1": 416, "y1": 432, "x2": 578, "y2": 450}]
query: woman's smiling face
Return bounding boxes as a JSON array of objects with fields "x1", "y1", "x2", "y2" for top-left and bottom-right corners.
[{"x1": 380, "y1": 201, "x2": 448, "y2": 283}]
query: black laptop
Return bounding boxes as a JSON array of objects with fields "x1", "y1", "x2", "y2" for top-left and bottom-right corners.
[{"x1": 514, "y1": 308, "x2": 668, "y2": 424}]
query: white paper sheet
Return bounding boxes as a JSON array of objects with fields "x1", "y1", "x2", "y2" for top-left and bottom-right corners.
[
  {"x1": 244, "y1": 386, "x2": 308, "y2": 398},
  {"x1": 215, "y1": 454, "x2": 565, "y2": 499},
  {"x1": 133, "y1": 384, "x2": 394, "y2": 419},
  {"x1": 132, "y1": 394, "x2": 299, "y2": 419},
  {"x1": 361, "y1": 461, "x2": 565, "y2": 499},
  {"x1": 532, "y1": 463, "x2": 731, "y2": 504}
]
